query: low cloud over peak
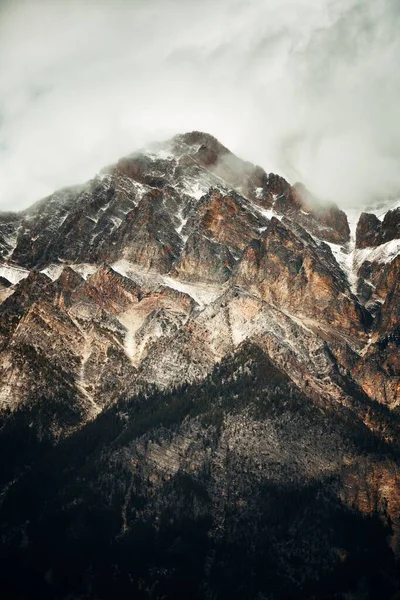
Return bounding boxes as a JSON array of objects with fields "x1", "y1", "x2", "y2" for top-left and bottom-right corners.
[{"x1": 0, "y1": 0, "x2": 399, "y2": 210}]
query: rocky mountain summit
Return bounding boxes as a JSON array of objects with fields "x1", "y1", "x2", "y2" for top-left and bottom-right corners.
[{"x1": 0, "y1": 132, "x2": 399, "y2": 599}]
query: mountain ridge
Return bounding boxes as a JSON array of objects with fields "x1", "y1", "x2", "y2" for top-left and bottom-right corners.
[{"x1": 0, "y1": 131, "x2": 399, "y2": 599}]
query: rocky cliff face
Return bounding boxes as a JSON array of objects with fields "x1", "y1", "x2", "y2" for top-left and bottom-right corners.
[
  {"x1": 0, "y1": 132, "x2": 399, "y2": 599},
  {"x1": 356, "y1": 208, "x2": 400, "y2": 249}
]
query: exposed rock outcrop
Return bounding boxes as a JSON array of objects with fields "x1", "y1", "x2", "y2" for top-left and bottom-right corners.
[
  {"x1": 356, "y1": 207, "x2": 400, "y2": 249},
  {"x1": 0, "y1": 132, "x2": 400, "y2": 600},
  {"x1": 173, "y1": 232, "x2": 235, "y2": 283},
  {"x1": 235, "y1": 217, "x2": 369, "y2": 336}
]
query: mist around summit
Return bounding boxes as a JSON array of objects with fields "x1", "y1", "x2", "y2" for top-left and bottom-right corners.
[{"x1": 0, "y1": 0, "x2": 399, "y2": 211}]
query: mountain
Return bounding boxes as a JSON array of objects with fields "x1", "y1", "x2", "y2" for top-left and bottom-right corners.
[{"x1": 0, "y1": 131, "x2": 399, "y2": 599}]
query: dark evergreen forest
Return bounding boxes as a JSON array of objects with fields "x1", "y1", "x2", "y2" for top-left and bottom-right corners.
[{"x1": 1, "y1": 344, "x2": 399, "y2": 600}]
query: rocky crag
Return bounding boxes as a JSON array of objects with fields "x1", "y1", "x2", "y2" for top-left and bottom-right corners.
[{"x1": 0, "y1": 132, "x2": 399, "y2": 599}]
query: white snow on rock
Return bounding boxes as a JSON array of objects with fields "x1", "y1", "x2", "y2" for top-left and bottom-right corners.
[
  {"x1": 111, "y1": 259, "x2": 225, "y2": 307},
  {"x1": 175, "y1": 208, "x2": 189, "y2": 241},
  {"x1": 323, "y1": 205, "x2": 400, "y2": 293},
  {"x1": 0, "y1": 263, "x2": 30, "y2": 285},
  {"x1": 70, "y1": 263, "x2": 98, "y2": 280},
  {"x1": 117, "y1": 307, "x2": 146, "y2": 365},
  {"x1": 161, "y1": 276, "x2": 225, "y2": 308},
  {"x1": 354, "y1": 238, "x2": 400, "y2": 270},
  {"x1": 249, "y1": 202, "x2": 282, "y2": 223},
  {"x1": 41, "y1": 264, "x2": 65, "y2": 280},
  {"x1": 111, "y1": 260, "x2": 161, "y2": 287},
  {"x1": 3, "y1": 230, "x2": 21, "y2": 259},
  {"x1": 323, "y1": 242, "x2": 357, "y2": 290},
  {"x1": 345, "y1": 208, "x2": 361, "y2": 243},
  {"x1": 176, "y1": 175, "x2": 213, "y2": 202},
  {"x1": 185, "y1": 181, "x2": 208, "y2": 200}
]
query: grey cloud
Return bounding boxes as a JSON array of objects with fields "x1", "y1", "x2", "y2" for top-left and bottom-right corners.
[{"x1": 0, "y1": 0, "x2": 399, "y2": 211}]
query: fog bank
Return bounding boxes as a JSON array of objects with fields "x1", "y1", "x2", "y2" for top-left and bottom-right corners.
[{"x1": 0, "y1": 0, "x2": 399, "y2": 210}]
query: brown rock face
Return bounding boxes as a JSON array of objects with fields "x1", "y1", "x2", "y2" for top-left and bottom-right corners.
[
  {"x1": 356, "y1": 213, "x2": 382, "y2": 248},
  {"x1": 72, "y1": 266, "x2": 142, "y2": 315},
  {"x1": 0, "y1": 271, "x2": 54, "y2": 349},
  {"x1": 0, "y1": 131, "x2": 397, "y2": 418},
  {"x1": 0, "y1": 135, "x2": 398, "y2": 423},
  {"x1": 173, "y1": 232, "x2": 235, "y2": 283},
  {"x1": 340, "y1": 460, "x2": 400, "y2": 552},
  {"x1": 195, "y1": 144, "x2": 220, "y2": 167},
  {"x1": 275, "y1": 183, "x2": 350, "y2": 244},
  {"x1": 109, "y1": 190, "x2": 183, "y2": 272},
  {"x1": 265, "y1": 172, "x2": 290, "y2": 197},
  {"x1": 54, "y1": 266, "x2": 85, "y2": 309},
  {"x1": 382, "y1": 207, "x2": 400, "y2": 242},
  {"x1": 116, "y1": 154, "x2": 172, "y2": 189},
  {"x1": 356, "y1": 208, "x2": 400, "y2": 249},
  {"x1": 354, "y1": 253, "x2": 400, "y2": 317},
  {"x1": 235, "y1": 217, "x2": 368, "y2": 336},
  {"x1": 175, "y1": 131, "x2": 231, "y2": 159},
  {"x1": 174, "y1": 132, "x2": 278, "y2": 205},
  {"x1": 375, "y1": 254, "x2": 400, "y2": 300},
  {"x1": 116, "y1": 155, "x2": 150, "y2": 183},
  {"x1": 351, "y1": 254, "x2": 400, "y2": 407},
  {"x1": 373, "y1": 274, "x2": 400, "y2": 339},
  {"x1": 1, "y1": 134, "x2": 400, "y2": 595},
  {"x1": 185, "y1": 189, "x2": 265, "y2": 255},
  {"x1": 354, "y1": 331, "x2": 400, "y2": 407},
  {"x1": 309, "y1": 203, "x2": 350, "y2": 243}
]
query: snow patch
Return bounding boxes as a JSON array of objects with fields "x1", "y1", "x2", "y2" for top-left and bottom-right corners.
[
  {"x1": 175, "y1": 207, "x2": 188, "y2": 238},
  {"x1": 110, "y1": 216, "x2": 123, "y2": 228},
  {"x1": 324, "y1": 203, "x2": 400, "y2": 293},
  {"x1": 3, "y1": 229, "x2": 21, "y2": 259},
  {"x1": 111, "y1": 260, "x2": 225, "y2": 308},
  {"x1": 354, "y1": 238, "x2": 400, "y2": 269},
  {"x1": 323, "y1": 242, "x2": 357, "y2": 290},
  {"x1": 345, "y1": 208, "x2": 361, "y2": 243},
  {"x1": 161, "y1": 276, "x2": 225, "y2": 307},
  {"x1": 145, "y1": 148, "x2": 175, "y2": 161},
  {"x1": 179, "y1": 179, "x2": 209, "y2": 201},
  {"x1": 111, "y1": 260, "x2": 159, "y2": 287},
  {"x1": 250, "y1": 203, "x2": 282, "y2": 222},
  {"x1": 70, "y1": 263, "x2": 98, "y2": 280},
  {"x1": 0, "y1": 263, "x2": 30, "y2": 285},
  {"x1": 118, "y1": 308, "x2": 147, "y2": 364},
  {"x1": 41, "y1": 264, "x2": 65, "y2": 281},
  {"x1": 322, "y1": 208, "x2": 361, "y2": 293},
  {"x1": 231, "y1": 322, "x2": 246, "y2": 346}
]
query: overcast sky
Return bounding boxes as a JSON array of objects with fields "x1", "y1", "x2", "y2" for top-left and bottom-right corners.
[{"x1": 0, "y1": 0, "x2": 399, "y2": 211}]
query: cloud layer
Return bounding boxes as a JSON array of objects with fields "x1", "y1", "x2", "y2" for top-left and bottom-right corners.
[{"x1": 0, "y1": 0, "x2": 399, "y2": 211}]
